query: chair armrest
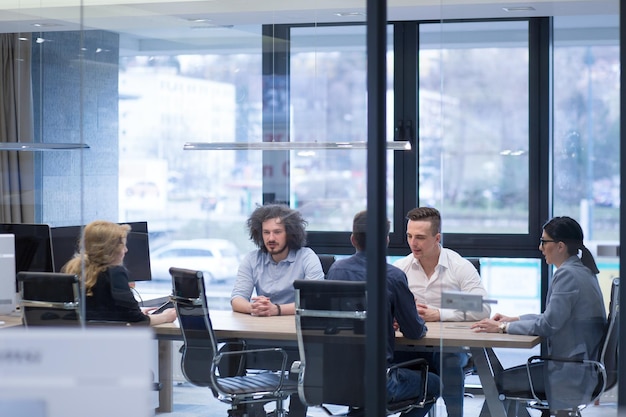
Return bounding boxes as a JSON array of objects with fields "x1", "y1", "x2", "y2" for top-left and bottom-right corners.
[
  {"x1": 218, "y1": 339, "x2": 247, "y2": 350},
  {"x1": 528, "y1": 355, "x2": 585, "y2": 365},
  {"x1": 525, "y1": 356, "x2": 608, "y2": 404},
  {"x1": 388, "y1": 357, "x2": 429, "y2": 373},
  {"x1": 388, "y1": 358, "x2": 431, "y2": 406},
  {"x1": 213, "y1": 347, "x2": 290, "y2": 384},
  {"x1": 215, "y1": 339, "x2": 248, "y2": 376}
]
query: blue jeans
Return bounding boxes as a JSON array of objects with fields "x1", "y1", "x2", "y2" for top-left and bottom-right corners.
[
  {"x1": 431, "y1": 352, "x2": 469, "y2": 417},
  {"x1": 394, "y1": 351, "x2": 468, "y2": 417},
  {"x1": 386, "y1": 367, "x2": 440, "y2": 417}
]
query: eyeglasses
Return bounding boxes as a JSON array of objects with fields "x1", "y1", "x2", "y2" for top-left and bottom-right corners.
[{"x1": 539, "y1": 238, "x2": 556, "y2": 246}]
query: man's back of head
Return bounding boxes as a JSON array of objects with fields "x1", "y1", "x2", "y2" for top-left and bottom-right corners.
[{"x1": 352, "y1": 210, "x2": 390, "y2": 251}]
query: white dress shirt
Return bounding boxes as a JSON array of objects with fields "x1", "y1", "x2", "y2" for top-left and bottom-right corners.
[{"x1": 393, "y1": 247, "x2": 490, "y2": 321}]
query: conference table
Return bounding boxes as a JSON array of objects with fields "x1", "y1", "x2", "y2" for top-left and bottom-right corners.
[{"x1": 153, "y1": 310, "x2": 541, "y2": 417}]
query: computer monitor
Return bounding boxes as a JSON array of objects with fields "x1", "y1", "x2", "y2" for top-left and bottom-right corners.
[
  {"x1": 0, "y1": 223, "x2": 55, "y2": 292},
  {"x1": 0, "y1": 234, "x2": 16, "y2": 314},
  {"x1": 50, "y1": 221, "x2": 152, "y2": 282}
]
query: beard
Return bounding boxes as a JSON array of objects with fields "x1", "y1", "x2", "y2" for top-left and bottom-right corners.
[{"x1": 265, "y1": 241, "x2": 288, "y2": 255}]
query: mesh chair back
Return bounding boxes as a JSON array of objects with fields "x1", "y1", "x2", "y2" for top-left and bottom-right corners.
[
  {"x1": 169, "y1": 267, "x2": 219, "y2": 388},
  {"x1": 294, "y1": 279, "x2": 367, "y2": 407},
  {"x1": 17, "y1": 271, "x2": 82, "y2": 326}
]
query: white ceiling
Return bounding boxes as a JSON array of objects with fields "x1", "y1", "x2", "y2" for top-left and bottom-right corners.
[{"x1": 0, "y1": 0, "x2": 618, "y2": 55}]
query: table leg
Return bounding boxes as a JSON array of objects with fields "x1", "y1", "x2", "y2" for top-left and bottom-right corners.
[
  {"x1": 471, "y1": 347, "x2": 531, "y2": 417},
  {"x1": 157, "y1": 339, "x2": 173, "y2": 413},
  {"x1": 471, "y1": 347, "x2": 506, "y2": 417}
]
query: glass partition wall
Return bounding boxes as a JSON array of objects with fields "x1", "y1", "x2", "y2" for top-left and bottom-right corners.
[{"x1": 0, "y1": 0, "x2": 620, "y2": 415}]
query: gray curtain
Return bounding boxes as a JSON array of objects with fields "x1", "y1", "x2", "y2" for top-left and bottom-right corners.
[{"x1": 0, "y1": 33, "x2": 35, "y2": 223}]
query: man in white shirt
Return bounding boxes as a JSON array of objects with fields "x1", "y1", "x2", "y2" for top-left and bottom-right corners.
[{"x1": 393, "y1": 206, "x2": 490, "y2": 417}]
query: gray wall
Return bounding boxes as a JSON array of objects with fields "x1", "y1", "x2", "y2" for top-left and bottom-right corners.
[{"x1": 32, "y1": 30, "x2": 120, "y2": 226}]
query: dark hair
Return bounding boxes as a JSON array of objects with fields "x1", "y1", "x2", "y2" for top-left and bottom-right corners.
[
  {"x1": 542, "y1": 216, "x2": 599, "y2": 274},
  {"x1": 406, "y1": 206, "x2": 441, "y2": 235},
  {"x1": 352, "y1": 210, "x2": 390, "y2": 250},
  {"x1": 247, "y1": 204, "x2": 308, "y2": 252}
]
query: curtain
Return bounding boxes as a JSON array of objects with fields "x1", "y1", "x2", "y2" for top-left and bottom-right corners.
[{"x1": 0, "y1": 33, "x2": 35, "y2": 223}]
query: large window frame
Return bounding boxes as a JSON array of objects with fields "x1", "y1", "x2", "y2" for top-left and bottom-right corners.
[{"x1": 293, "y1": 19, "x2": 553, "y2": 261}]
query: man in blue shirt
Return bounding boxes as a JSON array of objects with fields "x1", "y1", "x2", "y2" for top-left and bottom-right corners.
[
  {"x1": 231, "y1": 203, "x2": 324, "y2": 316},
  {"x1": 326, "y1": 210, "x2": 440, "y2": 417},
  {"x1": 230, "y1": 204, "x2": 324, "y2": 417}
]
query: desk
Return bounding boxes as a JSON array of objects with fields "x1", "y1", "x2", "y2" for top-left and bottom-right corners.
[
  {"x1": 154, "y1": 311, "x2": 540, "y2": 416},
  {"x1": 0, "y1": 314, "x2": 23, "y2": 328}
]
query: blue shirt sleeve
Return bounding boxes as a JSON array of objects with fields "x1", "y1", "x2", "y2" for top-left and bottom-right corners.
[{"x1": 231, "y1": 247, "x2": 324, "y2": 305}]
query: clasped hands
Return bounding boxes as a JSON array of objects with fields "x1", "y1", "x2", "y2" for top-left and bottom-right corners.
[
  {"x1": 471, "y1": 313, "x2": 519, "y2": 333},
  {"x1": 250, "y1": 296, "x2": 278, "y2": 317}
]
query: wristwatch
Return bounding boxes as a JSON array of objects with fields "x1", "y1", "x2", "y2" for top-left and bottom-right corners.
[{"x1": 498, "y1": 322, "x2": 507, "y2": 333}]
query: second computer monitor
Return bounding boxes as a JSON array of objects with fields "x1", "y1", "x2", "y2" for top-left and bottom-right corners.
[{"x1": 50, "y1": 221, "x2": 152, "y2": 282}]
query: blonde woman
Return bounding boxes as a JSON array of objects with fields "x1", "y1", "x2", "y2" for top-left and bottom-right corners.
[{"x1": 62, "y1": 220, "x2": 176, "y2": 325}]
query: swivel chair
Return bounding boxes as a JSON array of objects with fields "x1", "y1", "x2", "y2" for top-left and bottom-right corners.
[
  {"x1": 497, "y1": 277, "x2": 619, "y2": 417},
  {"x1": 169, "y1": 267, "x2": 297, "y2": 417},
  {"x1": 17, "y1": 271, "x2": 82, "y2": 327},
  {"x1": 293, "y1": 279, "x2": 436, "y2": 416}
]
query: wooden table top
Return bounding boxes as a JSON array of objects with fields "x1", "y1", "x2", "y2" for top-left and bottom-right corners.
[
  {"x1": 153, "y1": 310, "x2": 541, "y2": 349},
  {"x1": 2, "y1": 310, "x2": 539, "y2": 350}
]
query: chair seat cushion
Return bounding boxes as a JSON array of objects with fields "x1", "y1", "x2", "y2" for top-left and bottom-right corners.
[
  {"x1": 217, "y1": 373, "x2": 297, "y2": 396},
  {"x1": 496, "y1": 362, "x2": 546, "y2": 400}
]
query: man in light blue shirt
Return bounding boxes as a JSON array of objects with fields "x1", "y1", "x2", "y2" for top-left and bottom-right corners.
[{"x1": 231, "y1": 203, "x2": 324, "y2": 316}]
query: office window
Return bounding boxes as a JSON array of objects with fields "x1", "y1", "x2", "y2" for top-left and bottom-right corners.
[
  {"x1": 118, "y1": 31, "x2": 265, "y2": 304},
  {"x1": 419, "y1": 21, "x2": 530, "y2": 234},
  {"x1": 120, "y1": 23, "x2": 394, "y2": 303},
  {"x1": 553, "y1": 15, "x2": 620, "y2": 297},
  {"x1": 289, "y1": 25, "x2": 396, "y2": 232},
  {"x1": 119, "y1": 51, "x2": 264, "y2": 255}
]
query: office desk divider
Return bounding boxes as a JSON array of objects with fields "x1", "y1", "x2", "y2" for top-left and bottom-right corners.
[{"x1": 0, "y1": 328, "x2": 154, "y2": 417}]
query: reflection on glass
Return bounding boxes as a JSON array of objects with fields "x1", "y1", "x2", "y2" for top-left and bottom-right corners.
[
  {"x1": 419, "y1": 21, "x2": 529, "y2": 233},
  {"x1": 119, "y1": 47, "x2": 263, "y2": 256},
  {"x1": 553, "y1": 15, "x2": 620, "y2": 246},
  {"x1": 289, "y1": 25, "x2": 395, "y2": 232}
]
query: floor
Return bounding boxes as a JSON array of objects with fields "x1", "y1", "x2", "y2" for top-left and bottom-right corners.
[
  {"x1": 155, "y1": 378, "x2": 618, "y2": 417},
  {"x1": 155, "y1": 344, "x2": 617, "y2": 417}
]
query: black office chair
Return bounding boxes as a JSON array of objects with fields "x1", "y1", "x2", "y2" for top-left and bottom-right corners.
[
  {"x1": 17, "y1": 271, "x2": 83, "y2": 327},
  {"x1": 497, "y1": 277, "x2": 619, "y2": 417},
  {"x1": 467, "y1": 257, "x2": 481, "y2": 275},
  {"x1": 293, "y1": 279, "x2": 436, "y2": 416},
  {"x1": 169, "y1": 267, "x2": 297, "y2": 417},
  {"x1": 316, "y1": 254, "x2": 336, "y2": 278}
]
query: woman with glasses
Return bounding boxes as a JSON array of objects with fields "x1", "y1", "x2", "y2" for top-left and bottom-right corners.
[{"x1": 471, "y1": 216, "x2": 606, "y2": 416}]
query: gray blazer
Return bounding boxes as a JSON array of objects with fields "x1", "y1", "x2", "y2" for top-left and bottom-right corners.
[{"x1": 508, "y1": 255, "x2": 607, "y2": 409}]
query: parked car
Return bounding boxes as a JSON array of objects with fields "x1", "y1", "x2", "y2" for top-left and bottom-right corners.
[{"x1": 149, "y1": 239, "x2": 241, "y2": 284}]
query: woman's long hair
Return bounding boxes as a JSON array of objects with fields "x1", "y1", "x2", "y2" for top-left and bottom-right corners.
[{"x1": 61, "y1": 220, "x2": 131, "y2": 295}]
